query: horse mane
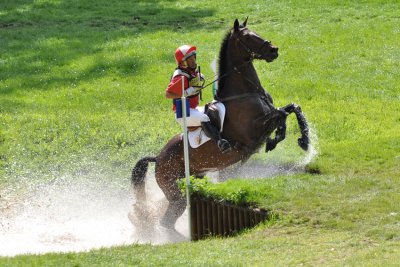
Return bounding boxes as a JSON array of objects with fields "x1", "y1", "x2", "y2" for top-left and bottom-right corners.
[{"x1": 216, "y1": 29, "x2": 232, "y2": 97}]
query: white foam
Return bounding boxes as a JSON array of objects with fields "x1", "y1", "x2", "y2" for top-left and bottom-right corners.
[
  {"x1": 0, "y1": 172, "x2": 189, "y2": 257},
  {"x1": 0, "y1": 126, "x2": 318, "y2": 256}
]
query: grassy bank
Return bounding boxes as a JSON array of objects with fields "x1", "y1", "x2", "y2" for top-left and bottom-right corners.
[{"x1": 1, "y1": 0, "x2": 399, "y2": 265}]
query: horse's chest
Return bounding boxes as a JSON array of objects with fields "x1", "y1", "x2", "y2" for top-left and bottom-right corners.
[{"x1": 225, "y1": 101, "x2": 274, "y2": 142}]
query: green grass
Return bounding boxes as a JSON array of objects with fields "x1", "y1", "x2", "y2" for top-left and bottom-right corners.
[{"x1": 1, "y1": 0, "x2": 400, "y2": 266}]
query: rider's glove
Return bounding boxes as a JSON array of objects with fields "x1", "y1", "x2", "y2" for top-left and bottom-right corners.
[
  {"x1": 185, "y1": 86, "x2": 201, "y2": 97},
  {"x1": 189, "y1": 74, "x2": 205, "y2": 87}
]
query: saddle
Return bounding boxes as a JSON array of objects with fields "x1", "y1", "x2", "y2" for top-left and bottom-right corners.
[{"x1": 187, "y1": 101, "x2": 226, "y2": 148}]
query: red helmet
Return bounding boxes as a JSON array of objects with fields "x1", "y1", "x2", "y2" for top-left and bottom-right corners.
[{"x1": 175, "y1": 45, "x2": 197, "y2": 64}]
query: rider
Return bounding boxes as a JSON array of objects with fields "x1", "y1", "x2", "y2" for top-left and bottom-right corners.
[{"x1": 165, "y1": 45, "x2": 231, "y2": 153}]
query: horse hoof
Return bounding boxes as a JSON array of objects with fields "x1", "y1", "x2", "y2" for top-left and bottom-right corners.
[
  {"x1": 298, "y1": 137, "x2": 309, "y2": 151},
  {"x1": 159, "y1": 218, "x2": 175, "y2": 230},
  {"x1": 266, "y1": 139, "x2": 276, "y2": 152}
]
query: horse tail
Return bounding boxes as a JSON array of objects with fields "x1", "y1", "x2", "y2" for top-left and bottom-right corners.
[{"x1": 131, "y1": 157, "x2": 157, "y2": 202}]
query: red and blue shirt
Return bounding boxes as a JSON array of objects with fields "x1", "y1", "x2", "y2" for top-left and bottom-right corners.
[{"x1": 166, "y1": 68, "x2": 200, "y2": 111}]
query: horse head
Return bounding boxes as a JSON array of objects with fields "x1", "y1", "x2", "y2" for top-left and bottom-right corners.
[{"x1": 232, "y1": 18, "x2": 278, "y2": 63}]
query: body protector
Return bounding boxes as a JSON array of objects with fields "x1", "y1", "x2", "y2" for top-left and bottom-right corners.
[{"x1": 166, "y1": 68, "x2": 204, "y2": 110}]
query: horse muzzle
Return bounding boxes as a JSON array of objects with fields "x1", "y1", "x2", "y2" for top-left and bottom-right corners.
[
  {"x1": 261, "y1": 46, "x2": 278, "y2": 62},
  {"x1": 265, "y1": 51, "x2": 279, "y2": 62}
]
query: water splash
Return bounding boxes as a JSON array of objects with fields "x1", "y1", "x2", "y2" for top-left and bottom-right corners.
[
  {"x1": 0, "y1": 126, "x2": 318, "y2": 256},
  {"x1": 211, "y1": 124, "x2": 319, "y2": 181},
  {"x1": 295, "y1": 123, "x2": 319, "y2": 167},
  {"x1": 0, "y1": 171, "x2": 188, "y2": 257}
]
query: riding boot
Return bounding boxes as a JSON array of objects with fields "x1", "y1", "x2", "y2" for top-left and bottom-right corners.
[{"x1": 201, "y1": 121, "x2": 231, "y2": 153}]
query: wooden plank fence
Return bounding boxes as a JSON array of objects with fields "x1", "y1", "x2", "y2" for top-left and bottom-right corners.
[{"x1": 190, "y1": 195, "x2": 269, "y2": 241}]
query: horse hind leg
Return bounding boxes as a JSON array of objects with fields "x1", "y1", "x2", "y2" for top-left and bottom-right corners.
[
  {"x1": 155, "y1": 167, "x2": 187, "y2": 229},
  {"x1": 160, "y1": 198, "x2": 186, "y2": 229}
]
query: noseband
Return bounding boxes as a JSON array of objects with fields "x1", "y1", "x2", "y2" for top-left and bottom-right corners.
[{"x1": 236, "y1": 28, "x2": 271, "y2": 60}]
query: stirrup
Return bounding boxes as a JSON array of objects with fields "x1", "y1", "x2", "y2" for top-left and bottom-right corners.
[{"x1": 217, "y1": 139, "x2": 231, "y2": 153}]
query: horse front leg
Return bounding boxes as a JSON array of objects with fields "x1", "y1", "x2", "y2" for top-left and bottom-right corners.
[
  {"x1": 266, "y1": 114, "x2": 287, "y2": 152},
  {"x1": 282, "y1": 103, "x2": 310, "y2": 151}
]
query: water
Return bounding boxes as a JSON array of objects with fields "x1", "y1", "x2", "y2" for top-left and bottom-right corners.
[
  {"x1": 214, "y1": 128, "x2": 319, "y2": 181},
  {"x1": 0, "y1": 173, "x2": 189, "y2": 257},
  {"x1": 0, "y1": 127, "x2": 318, "y2": 257}
]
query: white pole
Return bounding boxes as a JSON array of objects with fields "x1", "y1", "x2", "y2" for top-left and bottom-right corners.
[{"x1": 181, "y1": 77, "x2": 192, "y2": 241}]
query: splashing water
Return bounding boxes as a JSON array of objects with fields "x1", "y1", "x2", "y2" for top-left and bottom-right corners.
[
  {"x1": 0, "y1": 172, "x2": 189, "y2": 257},
  {"x1": 212, "y1": 125, "x2": 319, "y2": 181},
  {"x1": 0, "y1": 126, "x2": 318, "y2": 257}
]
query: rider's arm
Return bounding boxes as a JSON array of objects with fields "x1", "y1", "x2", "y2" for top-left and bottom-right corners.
[
  {"x1": 165, "y1": 75, "x2": 188, "y2": 99},
  {"x1": 165, "y1": 90, "x2": 181, "y2": 99}
]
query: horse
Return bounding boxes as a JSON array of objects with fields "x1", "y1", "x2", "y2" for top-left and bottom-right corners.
[{"x1": 131, "y1": 18, "x2": 309, "y2": 230}]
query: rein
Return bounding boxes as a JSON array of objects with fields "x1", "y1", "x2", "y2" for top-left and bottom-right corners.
[{"x1": 200, "y1": 59, "x2": 253, "y2": 90}]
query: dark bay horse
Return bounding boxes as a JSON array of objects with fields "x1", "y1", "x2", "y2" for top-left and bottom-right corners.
[{"x1": 131, "y1": 19, "x2": 309, "y2": 229}]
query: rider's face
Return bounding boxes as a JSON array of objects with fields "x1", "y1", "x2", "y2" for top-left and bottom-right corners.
[{"x1": 186, "y1": 55, "x2": 197, "y2": 69}]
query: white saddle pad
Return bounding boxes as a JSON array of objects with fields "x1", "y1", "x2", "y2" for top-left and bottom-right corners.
[
  {"x1": 188, "y1": 128, "x2": 211, "y2": 148},
  {"x1": 187, "y1": 102, "x2": 226, "y2": 149}
]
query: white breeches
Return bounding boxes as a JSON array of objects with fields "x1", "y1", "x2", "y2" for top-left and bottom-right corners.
[{"x1": 176, "y1": 107, "x2": 210, "y2": 127}]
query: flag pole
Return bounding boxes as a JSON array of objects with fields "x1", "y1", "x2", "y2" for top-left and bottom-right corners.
[{"x1": 181, "y1": 77, "x2": 192, "y2": 241}]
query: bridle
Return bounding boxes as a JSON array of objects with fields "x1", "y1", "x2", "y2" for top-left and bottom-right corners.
[
  {"x1": 236, "y1": 28, "x2": 272, "y2": 60},
  {"x1": 202, "y1": 29, "x2": 267, "y2": 88},
  {"x1": 201, "y1": 28, "x2": 274, "y2": 103}
]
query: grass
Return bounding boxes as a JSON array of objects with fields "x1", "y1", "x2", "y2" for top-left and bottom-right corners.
[{"x1": 1, "y1": 0, "x2": 400, "y2": 266}]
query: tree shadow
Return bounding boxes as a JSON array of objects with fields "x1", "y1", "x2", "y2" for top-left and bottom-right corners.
[
  {"x1": 0, "y1": 0, "x2": 215, "y2": 31},
  {"x1": 0, "y1": 0, "x2": 216, "y2": 95}
]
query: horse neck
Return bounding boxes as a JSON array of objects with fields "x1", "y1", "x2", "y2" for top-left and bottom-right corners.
[{"x1": 217, "y1": 47, "x2": 262, "y2": 99}]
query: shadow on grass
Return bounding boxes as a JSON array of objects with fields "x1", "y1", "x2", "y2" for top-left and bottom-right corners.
[
  {"x1": 0, "y1": 0, "x2": 216, "y2": 31},
  {"x1": 0, "y1": 0, "x2": 216, "y2": 95}
]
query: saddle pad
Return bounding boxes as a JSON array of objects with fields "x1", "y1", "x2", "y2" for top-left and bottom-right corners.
[
  {"x1": 188, "y1": 127, "x2": 211, "y2": 148},
  {"x1": 186, "y1": 102, "x2": 226, "y2": 149}
]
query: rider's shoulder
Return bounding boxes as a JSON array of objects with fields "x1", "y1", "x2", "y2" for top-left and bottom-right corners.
[{"x1": 172, "y1": 68, "x2": 191, "y2": 79}]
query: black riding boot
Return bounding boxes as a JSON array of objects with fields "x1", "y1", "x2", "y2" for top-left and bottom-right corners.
[{"x1": 201, "y1": 121, "x2": 231, "y2": 153}]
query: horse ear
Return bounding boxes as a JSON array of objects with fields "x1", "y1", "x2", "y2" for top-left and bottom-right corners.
[
  {"x1": 243, "y1": 16, "x2": 248, "y2": 27},
  {"x1": 234, "y1": 19, "x2": 240, "y2": 31}
]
